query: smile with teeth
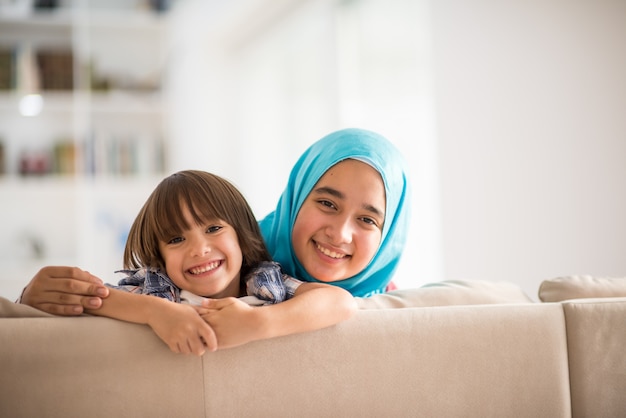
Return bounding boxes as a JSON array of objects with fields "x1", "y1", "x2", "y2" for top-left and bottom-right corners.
[
  {"x1": 188, "y1": 261, "x2": 221, "y2": 275},
  {"x1": 316, "y1": 243, "x2": 347, "y2": 259}
]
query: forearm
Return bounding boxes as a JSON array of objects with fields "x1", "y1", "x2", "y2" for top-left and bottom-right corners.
[
  {"x1": 85, "y1": 287, "x2": 165, "y2": 325},
  {"x1": 251, "y1": 283, "x2": 357, "y2": 341}
]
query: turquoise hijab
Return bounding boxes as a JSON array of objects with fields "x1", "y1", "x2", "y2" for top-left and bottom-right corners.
[{"x1": 259, "y1": 128, "x2": 411, "y2": 297}]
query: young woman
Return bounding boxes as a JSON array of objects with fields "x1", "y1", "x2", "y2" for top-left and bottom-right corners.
[
  {"x1": 260, "y1": 127, "x2": 411, "y2": 297},
  {"x1": 81, "y1": 170, "x2": 356, "y2": 355}
]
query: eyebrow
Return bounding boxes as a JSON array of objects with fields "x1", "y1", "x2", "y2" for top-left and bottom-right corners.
[{"x1": 313, "y1": 186, "x2": 385, "y2": 219}]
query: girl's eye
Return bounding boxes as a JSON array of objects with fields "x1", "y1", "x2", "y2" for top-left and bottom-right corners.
[
  {"x1": 168, "y1": 236, "x2": 184, "y2": 245},
  {"x1": 207, "y1": 225, "x2": 223, "y2": 233}
]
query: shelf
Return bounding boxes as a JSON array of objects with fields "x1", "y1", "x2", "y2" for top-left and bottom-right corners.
[
  {"x1": 0, "y1": 3, "x2": 171, "y2": 292},
  {"x1": 0, "y1": 7, "x2": 167, "y2": 30},
  {"x1": 0, "y1": 12, "x2": 74, "y2": 38},
  {"x1": 0, "y1": 91, "x2": 164, "y2": 114},
  {"x1": 0, "y1": 174, "x2": 163, "y2": 190}
]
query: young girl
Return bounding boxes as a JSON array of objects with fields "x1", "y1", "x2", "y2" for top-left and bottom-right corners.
[{"x1": 83, "y1": 170, "x2": 356, "y2": 355}]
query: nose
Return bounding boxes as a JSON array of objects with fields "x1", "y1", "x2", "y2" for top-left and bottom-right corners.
[
  {"x1": 188, "y1": 233, "x2": 211, "y2": 257},
  {"x1": 325, "y1": 216, "x2": 353, "y2": 245}
]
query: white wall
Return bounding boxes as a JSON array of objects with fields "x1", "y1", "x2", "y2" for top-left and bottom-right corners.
[{"x1": 432, "y1": 0, "x2": 626, "y2": 299}]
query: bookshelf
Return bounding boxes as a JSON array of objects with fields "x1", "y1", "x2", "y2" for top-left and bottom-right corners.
[{"x1": 0, "y1": 2, "x2": 171, "y2": 299}]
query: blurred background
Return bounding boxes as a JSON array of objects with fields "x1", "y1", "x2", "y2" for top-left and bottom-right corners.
[{"x1": 0, "y1": 0, "x2": 624, "y2": 301}]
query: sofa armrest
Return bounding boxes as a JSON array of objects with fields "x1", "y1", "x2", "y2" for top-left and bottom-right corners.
[{"x1": 562, "y1": 297, "x2": 626, "y2": 417}]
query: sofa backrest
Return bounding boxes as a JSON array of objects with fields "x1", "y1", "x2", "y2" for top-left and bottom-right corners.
[
  {"x1": 200, "y1": 303, "x2": 571, "y2": 417},
  {"x1": 0, "y1": 315, "x2": 205, "y2": 417},
  {"x1": 0, "y1": 299, "x2": 572, "y2": 418}
]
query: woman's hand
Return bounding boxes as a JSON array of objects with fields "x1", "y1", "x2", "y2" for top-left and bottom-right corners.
[{"x1": 20, "y1": 266, "x2": 110, "y2": 315}]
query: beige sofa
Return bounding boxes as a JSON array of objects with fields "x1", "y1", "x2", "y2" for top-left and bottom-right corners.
[{"x1": 1, "y1": 277, "x2": 625, "y2": 417}]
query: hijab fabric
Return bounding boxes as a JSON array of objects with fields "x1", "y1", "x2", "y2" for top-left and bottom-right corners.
[{"x1": 259, "y1": 128, "x2": 411, "y2": 297}]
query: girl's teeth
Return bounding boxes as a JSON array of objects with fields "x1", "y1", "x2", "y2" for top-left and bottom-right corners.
[
  {"x1": 189, "y1": 262, "x2": 219, "y2": 274},
  {"x1": 316, "y1": 244, "x2": 345, "y2": 259}
]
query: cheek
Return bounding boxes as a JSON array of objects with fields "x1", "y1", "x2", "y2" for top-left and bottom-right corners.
[
  {"x1": 228, "y1": 242, "x2": 243, "y2": 267},
  {"x1": 291, "y1": 211, "x2": 308, "y2": 247},
  {"x1": 160, "y1": 251, "x2": 177, "y2": 274},
  {"x1": 360, "y1": 232, "x2": 382, "y2": 265}
]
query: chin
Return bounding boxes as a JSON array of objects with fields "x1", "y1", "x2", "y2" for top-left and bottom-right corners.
[{"x1": 309, "y1": 272, "x2": 343, "y2": 283}]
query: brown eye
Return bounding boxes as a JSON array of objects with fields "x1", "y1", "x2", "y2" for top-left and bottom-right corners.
[
  {"x1": 168, "y1": 236, "x2": 184, "y2": 245},
  {"x1": 360, "y1": 217, "x2": 376, "y2": 226},
  {"x1": 206, "y1": 225, "x2": 223, "y2": 233},
  {"x1": 318, "y1": 199, "x2": 336, "y2": 209}
]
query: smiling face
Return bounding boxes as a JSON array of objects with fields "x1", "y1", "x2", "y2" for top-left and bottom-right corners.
[
  {"x1": 291, "y1": 159, "x2": 386, "y2": 282},
  {"x1": 158, "y1": 204, "x2": 243, "y2": 298}
]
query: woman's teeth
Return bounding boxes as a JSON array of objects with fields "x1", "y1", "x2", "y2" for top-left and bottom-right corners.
[{"x1": 316, "y1": 243, "x2": 346, "y2": 259}]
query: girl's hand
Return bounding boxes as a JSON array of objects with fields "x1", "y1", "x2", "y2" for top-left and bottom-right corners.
[
  {"x1": 148, "y1": 302, "x2": 218, "y2": 356},
  {"x1": 196, "y1": 283, "x2": 357, "y2": 350},
  {"x1": 197, "y1": 297, "x2": 262, "y2": 350}
]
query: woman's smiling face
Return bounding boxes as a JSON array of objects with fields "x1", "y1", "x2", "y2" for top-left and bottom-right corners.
[{"x1": 291, "y1": 159, "x2": 386, "y2": 283}]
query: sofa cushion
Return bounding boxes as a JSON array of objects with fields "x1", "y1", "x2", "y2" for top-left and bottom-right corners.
[
  {"x1": 538, "y1": 275, "x2": 626, "y2": 302},
  {"x1": 356, "y1": 279, "x2": 533, "y2": 309}
]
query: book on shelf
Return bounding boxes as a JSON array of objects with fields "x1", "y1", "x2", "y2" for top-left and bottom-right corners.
[
  {"x1": 0, "y1": 48, "x2": 16, "y2": 90},
  {"x1": 36, "y1": 49, "x2": 74, "y2": 91},
  {"x1": 53, "y1": 141, "x2": 76, "y2": 175},
  {"x1": 14, "y1": 134, "x2": 164, "y2": 177},
  {"x1": 82, "y1": 132, "x2": 165, "y2": 177}
]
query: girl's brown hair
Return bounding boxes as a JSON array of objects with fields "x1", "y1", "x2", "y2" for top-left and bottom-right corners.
[{"x1": 123, "y1": 170, "x2": 271, "y2": 280}]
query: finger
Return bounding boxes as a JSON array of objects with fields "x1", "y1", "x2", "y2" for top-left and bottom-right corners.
[
  {"x1": 54, "y1": 290, "x2": 107, "y2": 312},
  {"x1": 48, "y1": 279, "x2": 109, "y2": 312},
  {"x1": 191, "y1": 306, "x2": 218, "y2": 315},
  {"x1": 184, "y1": 338, "x2": 196, "y2": 354},
  {"x1": 199, "y1": 324, "x2": 218, "y2": 352},
  {"x1": 23, "y1": 289, "x2": 101, "y2": 316},
  {"x1": 190, "y1": 337, "x2": 207, "y2": 356},
  {"x1": 42, "y1": 266, "x2": 103, "y2": 284},
  {"x1": 58, "y1": 277, "x2": 109, "y2": 298},
  {"x1": 35, "y1": 302, "x2": 85, "y2": 316}
]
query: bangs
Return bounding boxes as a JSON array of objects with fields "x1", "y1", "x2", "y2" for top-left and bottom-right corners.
[{"x1": 150, "y1": 176, "x2": 223, "y2": 243}]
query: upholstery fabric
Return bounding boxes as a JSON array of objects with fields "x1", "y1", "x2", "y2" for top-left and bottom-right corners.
[
  {"x1": 563, "y1": 298, "x2": 626, "y2": 418},
  {"x1": 0, "y1": 297, "x2": 52, "y2": 318},
  {"x1": 356, "y1": 279, "x2": 533, "y2": 309},
  {"x1": 0, "y1": 296, "x2": 572, "y2": 418},
  {"x1": 538, "y1": 275, "x2": 626, "y2": 302},
  {"x1": 200, "y1": 304, "x2": 570, "y2": 417},
  {"x1": 3, "y1": 294, "x2": 625, "y2": 417},
  {"x1": 0, "y1": 311, "x2": 205, "y2": 417}
]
